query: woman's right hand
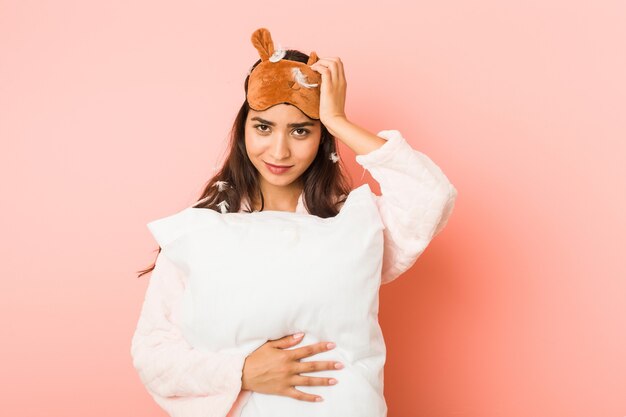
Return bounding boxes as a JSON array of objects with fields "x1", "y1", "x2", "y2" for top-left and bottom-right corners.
[{"x1": 241, "y1": 333, "x2": 344, "y2": 402}]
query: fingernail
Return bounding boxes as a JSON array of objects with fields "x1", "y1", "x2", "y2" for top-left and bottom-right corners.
[
  {"x1": 329, "y1": 378, "x2": 338, "y2": 385},
  {"x1": 334, "y1": 362, "x2": 344, "y2": 369},
  {"x1": 316, "y1": 396, "x2": 324, "y2": 402},
  {"x1": 326, "y1": 342, "x2": 336, "y2": 349},
  {"x1": 293, "y1": 332, "x2": 304, "y2": 339}
]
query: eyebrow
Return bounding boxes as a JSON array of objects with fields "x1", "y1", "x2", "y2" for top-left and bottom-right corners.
[{"x1": 250, "y1": 117, "x2": 315, "y2": 128}]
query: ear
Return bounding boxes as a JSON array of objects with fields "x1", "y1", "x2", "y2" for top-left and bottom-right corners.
[
  {"x1": 307, "y1": 51, "x2": 319, "y2": 66},
  {"x1": 251, "y1": 27, "x2": 275, "y2": 62}
]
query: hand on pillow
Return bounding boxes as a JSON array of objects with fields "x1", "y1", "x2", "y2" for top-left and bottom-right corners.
[{"x1": 242, "y1": 332, "x2": 344, "y2": 403}]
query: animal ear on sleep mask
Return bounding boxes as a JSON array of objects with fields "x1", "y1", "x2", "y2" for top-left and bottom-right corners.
[{"x1": 246, "y1": 27, "x2": 322, "y2": 120}]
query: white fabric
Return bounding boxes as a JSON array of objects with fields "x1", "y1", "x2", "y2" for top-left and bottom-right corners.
[{"x1": 147, "y1": 183, "x2": 389, "y2": 417}]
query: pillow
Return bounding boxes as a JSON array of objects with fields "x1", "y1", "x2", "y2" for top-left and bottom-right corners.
[{"x1": 147, "y1": 183, "x2": 388, "y2": 417}]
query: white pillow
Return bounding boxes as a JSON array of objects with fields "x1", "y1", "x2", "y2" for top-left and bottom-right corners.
[{"x1": 147, "y1": 183, "x2": 389, "y2": 417}]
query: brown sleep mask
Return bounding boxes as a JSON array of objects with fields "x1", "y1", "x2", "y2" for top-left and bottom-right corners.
[{"x1": 246, "y1": 27, "x2": 321, "y2": 120}]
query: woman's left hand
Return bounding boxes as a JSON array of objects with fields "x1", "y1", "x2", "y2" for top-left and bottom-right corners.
[{"x1": 310, "y1": 57, "x2": 348, "y2": 135}]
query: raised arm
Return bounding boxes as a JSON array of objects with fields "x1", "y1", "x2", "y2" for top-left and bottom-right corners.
[
  {"x1": 130, "y1": 251, "x2": 248, "y2": 417},
  {"x1": 355, "y1": 130, "x2": 458, "y2": 285}
]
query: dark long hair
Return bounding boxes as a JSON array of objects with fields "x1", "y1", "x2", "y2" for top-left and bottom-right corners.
[{"x1": 137, "y1": 50, "x2": 353, "y2": 278}]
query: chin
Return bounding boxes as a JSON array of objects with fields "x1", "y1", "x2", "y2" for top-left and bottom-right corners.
[{"x1": 263, "y1": 175, "x2": 295, "y2": 186}]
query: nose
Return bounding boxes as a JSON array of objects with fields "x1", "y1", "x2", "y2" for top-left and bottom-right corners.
[{"x1": 269, "y1": 132, "x2": 291, "y2": 160}]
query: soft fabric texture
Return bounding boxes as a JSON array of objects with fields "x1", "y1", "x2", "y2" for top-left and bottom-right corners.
[
  {"x1": 131, "y1": 129, "x2": 458, "y2": 417},
  {"x1": 247, "y1": 27, "x2": 321, "y2": 120},
  {"x1": 148, "y1": 183, "x2": 386, "y2": 417}
]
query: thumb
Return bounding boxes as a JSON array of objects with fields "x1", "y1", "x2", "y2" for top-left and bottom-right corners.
[{"x1": 271, "y1": 332, "x2": 305, "y2": 349}]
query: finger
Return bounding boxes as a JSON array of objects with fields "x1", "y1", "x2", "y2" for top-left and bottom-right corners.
[
  {"x1": 311, "y1": 62, "x2": 333, "y2": 85},
  {"x1": 288, "y1": 341, "x2": 336, "y2": 361},
  {"x1": 319, "y1": 60, "x2": 337, "y2": 84},
  {"x1": 333, "y1": 58, "x2": 346, "y2": 85},
  {"x1": 315, "y1": 57, "x2": 341, "y2": 64},
  {"x1": 291, "y1": 374, "x2": 339, "y2": 387},
  {"x1": 316, "y1": 58, "x2": 346, "y2": 87},
  {"x1": 311, "y1": 68, "x2": 332, "y2": 99},
  {"x1": 271, "y1": 333, "x2": 305, "y2": 349},
  {"x1": 295, "y1": 359, "x2": 343, "y2": 374},
  {"x1": 322, "y1": 57, "x2": 345, "y2": 86},
  {"x1": 285, "y1": 386, "x2": 323, "y2": 403}
]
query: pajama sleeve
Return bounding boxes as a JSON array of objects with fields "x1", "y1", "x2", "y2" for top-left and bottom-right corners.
[
  {"x1": 355, "y1": 130, "x2": 458, "y2": 285},
  {"x1": 130, "y1": 251, "x2": 248, "y2": 417}
]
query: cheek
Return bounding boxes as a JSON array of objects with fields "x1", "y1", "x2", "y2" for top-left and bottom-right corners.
[
  {"x1": 294, "y1": 142, "x2": 320, "y2": 164},
  {"x1": 244, "y1": 131, "x2": 263, "y2": 154}
]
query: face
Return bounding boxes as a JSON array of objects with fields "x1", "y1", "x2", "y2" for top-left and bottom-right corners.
[{"x1": 245, "y1": 103, "x2": 322, "y2": 190}]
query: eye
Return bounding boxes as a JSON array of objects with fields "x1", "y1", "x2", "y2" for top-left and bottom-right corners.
[
  {"x1": 294, "y1": 128, "x2": 310, "y2": 137},
  {"x1": 254, "y1": 124, "x2": 270, "y2": 132},
  {"x1": 253, "y1": 124, "x2": 310, "y2": 138}
]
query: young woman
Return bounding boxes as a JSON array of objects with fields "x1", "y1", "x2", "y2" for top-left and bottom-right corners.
[{"x1": 131, "y1": 28, "x2": 458, "y2": 417}]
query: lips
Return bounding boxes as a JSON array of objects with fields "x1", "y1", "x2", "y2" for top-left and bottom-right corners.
[
  {"x1": 265, "y1": 162, "x2": 292, "y2": 168},
  {"x1": 264, "y1": 161, "x2": 293, "y2": 174}
]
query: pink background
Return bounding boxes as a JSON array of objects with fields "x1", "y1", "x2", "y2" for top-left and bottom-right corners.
[{"x1": 1, "y1": 1, "x2": 624, "y2": 416}]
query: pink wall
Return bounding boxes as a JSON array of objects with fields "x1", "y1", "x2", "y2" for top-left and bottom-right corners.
[{"x1": 1, "y1": 1, "x2": 624, "y2": 416}]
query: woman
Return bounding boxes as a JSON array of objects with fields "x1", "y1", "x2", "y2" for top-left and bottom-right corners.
[{"x1": 131, "y1": 28, "x2": 458, "y2": 417}]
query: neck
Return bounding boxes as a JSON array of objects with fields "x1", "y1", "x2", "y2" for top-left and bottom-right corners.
[{"x1": 253, "y1": 178, "x2": 303, "y2": 212}]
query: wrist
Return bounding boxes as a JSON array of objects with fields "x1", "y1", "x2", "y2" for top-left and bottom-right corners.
[{"x1": 324, "y1": 116, "x2": 350, "y2": 137}]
